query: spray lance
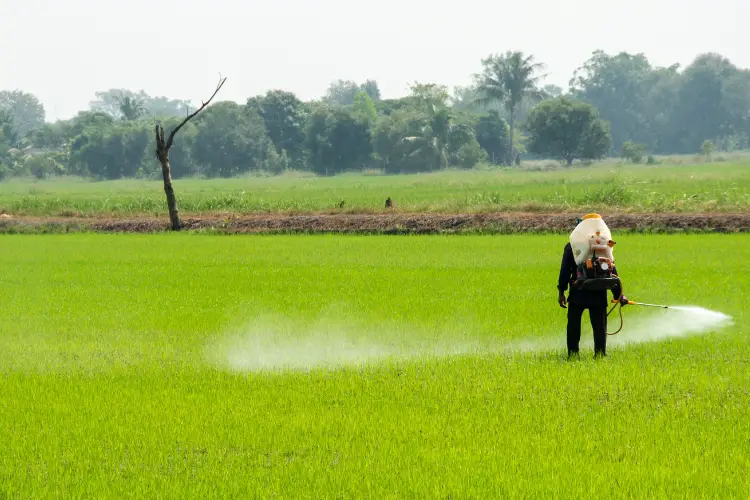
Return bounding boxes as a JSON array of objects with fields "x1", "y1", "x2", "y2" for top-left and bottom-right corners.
[
  {"x1": 617, "y1": 300, "x2": 670, "y2": 309},
  {"x1": 606, "y1": 284, "x2": 673, "y2": 335}
]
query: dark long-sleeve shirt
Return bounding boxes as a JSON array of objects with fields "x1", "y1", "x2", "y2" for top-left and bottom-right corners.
[{"x1": 558, "y1": 242, "x2": 622, "y2": 308}]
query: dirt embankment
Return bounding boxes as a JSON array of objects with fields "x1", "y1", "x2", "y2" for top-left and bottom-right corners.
[{"x1": 1, "y1": 212, "x2": 748, "y2": 234}]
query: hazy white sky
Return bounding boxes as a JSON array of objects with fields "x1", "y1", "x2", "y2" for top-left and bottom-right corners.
[{"x1": 2, "y1": 0, "x2": 746, "y2": 122}]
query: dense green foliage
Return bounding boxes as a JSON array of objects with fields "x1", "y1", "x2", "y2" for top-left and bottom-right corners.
[
  {"x1": 1, "y1": 161, "x2": 748, "y2": 216},
  {"x1": 0, "y1": 90, "x2": 46, "y2": 140},
  {"x1": 524, "y1": 98, "x2": 612, "y2": 164},
  {"x1": 3, "y1": 50, "x2": 750, "y2": 180},
  {"x1": 568, "y1": 51, "x2": 750, "y2": 155},
  {"x1": 0, "y1": 234, "x2": 747, "y2": 497}
]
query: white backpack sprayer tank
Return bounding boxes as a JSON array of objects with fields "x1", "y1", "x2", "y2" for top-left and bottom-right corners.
[{"x1": 569, "y1": 214, "x2": 620, "y2": 292}]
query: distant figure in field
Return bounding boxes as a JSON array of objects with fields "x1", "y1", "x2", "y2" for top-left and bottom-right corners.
[{"x1": 385, "y1": 197, "x2": 393, "y2": 208}]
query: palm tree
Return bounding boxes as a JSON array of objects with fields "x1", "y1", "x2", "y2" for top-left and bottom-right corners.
[
  {"x1": 401, "y1": 109, "x2": 452, "y2": 170},
  {"x1": 117, "y1": 94, "x2": 146, "y2": 121},
  {"x1": 474, "y1": 51, "x2": 546, "y2": 165},
  {"x1": 402, "y1": 83, "x2": 473, "y2": 171}
]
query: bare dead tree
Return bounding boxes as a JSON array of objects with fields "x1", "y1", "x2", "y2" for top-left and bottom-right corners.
[{"x1": 155, "y1": 75, "x2": 227, "y2": 230}]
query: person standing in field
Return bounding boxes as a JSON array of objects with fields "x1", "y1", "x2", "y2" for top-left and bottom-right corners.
[{"x1": 557, "y1": 217, "x2": 629, "y2": 358}]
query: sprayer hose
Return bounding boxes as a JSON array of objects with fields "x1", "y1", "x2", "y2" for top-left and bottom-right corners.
[{"x1": 606, "y1": 276, "x2": 625, "y2": 336}]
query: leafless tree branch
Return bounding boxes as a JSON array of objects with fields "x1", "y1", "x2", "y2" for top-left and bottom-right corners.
[{"x1": 165, "y1": 75, "x2": 227, "y2": 151}]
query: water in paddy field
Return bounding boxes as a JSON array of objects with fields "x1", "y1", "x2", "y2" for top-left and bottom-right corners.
[{"x1": 205, "y1": 306, "x2": 734, "y2": 373}]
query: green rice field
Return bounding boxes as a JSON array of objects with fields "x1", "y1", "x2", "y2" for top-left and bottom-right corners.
[
  {"x1": 1, "y1": 233, "x2": 748, "y2": 498},
  {"x1": 1, "y1": 161, "x2": 749, "y2": 216}
]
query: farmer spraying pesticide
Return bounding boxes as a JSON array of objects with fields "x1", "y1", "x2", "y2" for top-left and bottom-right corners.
[{"x1": 558, "y1": 214, "x2": 629, "y2": 358}]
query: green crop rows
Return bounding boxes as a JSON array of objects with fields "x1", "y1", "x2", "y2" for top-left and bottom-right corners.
[{"x1": 1, "y1": 233, "x2": 748, "y2": 498}]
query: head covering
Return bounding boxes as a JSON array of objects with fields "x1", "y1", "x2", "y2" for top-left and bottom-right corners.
[{"x1": 575, "y1": 213, "x2": 601, "y2": 226}]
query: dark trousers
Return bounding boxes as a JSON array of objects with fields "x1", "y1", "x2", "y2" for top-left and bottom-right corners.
[{"x1": 567, "y1": 303, "x2": 607, "y2": 356}]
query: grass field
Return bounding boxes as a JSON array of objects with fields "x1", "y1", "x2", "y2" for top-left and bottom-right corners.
[
  {"x1": 1, "y1": 233, "x2": 748, "y2": 498},
  {"x1": 1, "y1": 161, "x2": 750, "y2": 217}
]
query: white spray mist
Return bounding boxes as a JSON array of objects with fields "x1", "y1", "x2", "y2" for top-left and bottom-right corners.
[
  {"x1": 205, "y1": 306, "x2": 734, "y2": 373},
  {"x1": 606, "y1": 305, "x2": 734, "y2": 347}
]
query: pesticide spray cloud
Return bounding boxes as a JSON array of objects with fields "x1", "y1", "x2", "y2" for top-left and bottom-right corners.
[
  {"x1": 606, "y1": 305, "x2": 733, "y2": 347},
  {"x1": 205, "y1": 306, "x2": 733, "y2": 373},
  {"x1": 204, "y1": 315, "x2": 491, "y2": 373}
]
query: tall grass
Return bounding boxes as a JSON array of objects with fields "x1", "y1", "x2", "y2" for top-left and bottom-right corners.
[{"x1": 1, "y1": 161, "x2": 749, "y2": 216}]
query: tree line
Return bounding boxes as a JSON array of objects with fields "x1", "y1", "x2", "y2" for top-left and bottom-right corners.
[{"x1": 2, "y1": 49, "x2": 749, "y2": 180}]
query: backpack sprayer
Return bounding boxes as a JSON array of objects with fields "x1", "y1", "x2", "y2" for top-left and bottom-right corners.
[{"x1": 569, "y1": 214, "x2": 671, "y2": 335}]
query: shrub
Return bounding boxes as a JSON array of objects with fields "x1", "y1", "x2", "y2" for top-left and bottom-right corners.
[{"x1": 621, "y1": 141, "x2": 647, "y2": 163}]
